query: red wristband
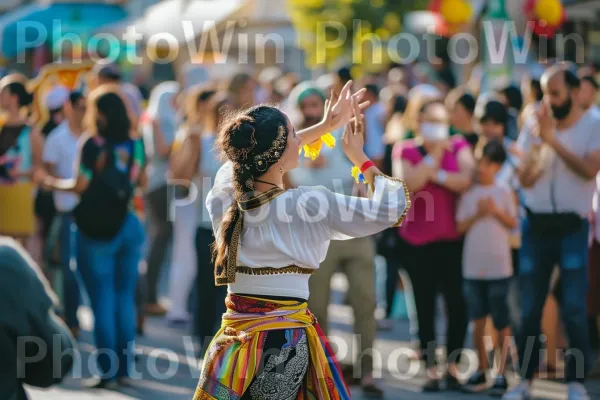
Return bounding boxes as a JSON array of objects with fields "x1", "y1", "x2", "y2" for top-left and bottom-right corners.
[{"x1": 360, "y1": 160, "x2": 375, "y2": 173}]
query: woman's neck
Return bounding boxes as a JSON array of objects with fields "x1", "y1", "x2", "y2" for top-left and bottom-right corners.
[
  {"x1": 454, "y1": 120, "x2": 473, "y2": 133},
  {"x1": 253, "y1": 170, "x2": 284, "y2": 194}
]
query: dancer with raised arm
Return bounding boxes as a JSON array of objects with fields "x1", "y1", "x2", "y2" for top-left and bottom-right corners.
[{"x1": 194, "y1": 82, "x2": 411, "y2": 400}]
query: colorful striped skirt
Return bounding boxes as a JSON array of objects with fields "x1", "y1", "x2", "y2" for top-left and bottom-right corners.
[{"x1": 194, "y1": 294, "x2": 351, "y2": 400}]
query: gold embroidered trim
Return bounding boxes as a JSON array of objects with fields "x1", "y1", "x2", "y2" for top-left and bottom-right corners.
[
  {"x1": 236, "y1": 265, "x2": 315, "y2": 276},
  {"x1": 372, "y1": 174, "x2": 412, "y2": 228},
  {"x1": 239, "y1": 187, "x2": 285, "y2": 211}
]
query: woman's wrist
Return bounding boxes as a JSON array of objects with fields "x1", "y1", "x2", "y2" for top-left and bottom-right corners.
[{"x1": 350, "y1": 152, "x2": 369, "y2": 168}]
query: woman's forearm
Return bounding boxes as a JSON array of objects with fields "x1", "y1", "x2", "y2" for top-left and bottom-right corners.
[
  {"x1": 437, "y1": 171, "x2": 472, "y2": 193},
  {"x1": 297, "y1": 122, "x2": 330, "y2": 146},
  {"x1": 402, "y1": 164, "x2": 434, "y2": 192}
]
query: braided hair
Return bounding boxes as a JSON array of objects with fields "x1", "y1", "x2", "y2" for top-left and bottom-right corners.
[{"x1": 213, "y1": 105, "x2": 289, "y2": 275}]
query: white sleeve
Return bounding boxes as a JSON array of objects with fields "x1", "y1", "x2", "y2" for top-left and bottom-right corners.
[
  {"x1": 296, "y1": 175, "x2": 410, "y2": 241},
  {"x1": 205, "y1": 162, "x2": 235, "y2": 236},
  {"x1": 42, "y1": 132, "x2": 59, "y2": 164}
]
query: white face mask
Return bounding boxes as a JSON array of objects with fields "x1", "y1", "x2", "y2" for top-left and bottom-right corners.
[{"x1": 419, "y1": 122, "x2": 449, "y2": 141}]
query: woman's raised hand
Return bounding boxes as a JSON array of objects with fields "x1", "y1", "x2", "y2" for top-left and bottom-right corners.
[
  {"x1": 323, "y1": 80, "x2": 370, "y2": 132},
  {"x1": 341, "y1": 97, "x2": 368, "y2": 167}
]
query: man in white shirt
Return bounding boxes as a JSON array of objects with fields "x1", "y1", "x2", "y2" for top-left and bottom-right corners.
[
  {"x1": 42, "y1": 91, "x2": 86, "y2": 337},
  {"x1": 504, "y1": 67, "x2": 600, "y2": 400},
  {"x1": 287, "y1": 84, "x2": 383, "y2": 398}
]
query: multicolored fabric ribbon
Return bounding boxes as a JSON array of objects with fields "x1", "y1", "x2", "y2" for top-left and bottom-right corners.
[
  {"x1": 351, "y1": 166, "x2": 368, "y2": 184},
  {"x1": 194, "y1": 294, "x2": 351, "y2": 400},
  {"x1": 300, "y1": 133, "x2": 336, "y2": 160}
]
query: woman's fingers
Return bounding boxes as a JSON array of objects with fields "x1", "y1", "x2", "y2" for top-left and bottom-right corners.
[
  {"x1": 340, "y1": 80, "x2": 353, "y2": 100},
  {"x1": 358, "y1": 100, "x2": 371, "y2": 110},
  {"x1": 342, "y1": 125, "x2": 349, "y2": 144},
  {"x1": 351, "y1": 88, "x2": 366, "y2": 102}
]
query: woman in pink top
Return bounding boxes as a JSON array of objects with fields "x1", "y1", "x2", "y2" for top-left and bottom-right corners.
[{"x1": 392, "y1": 97, "x2": 475, "y2": 391}]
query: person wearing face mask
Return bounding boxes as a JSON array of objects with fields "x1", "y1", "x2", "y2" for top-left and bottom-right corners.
[
  {"x1": 392, "y1": 97, "x2": 475, "y2": 392},
  {"x1": 504, "y1": 66, "x2": 600, "y2": 400}
]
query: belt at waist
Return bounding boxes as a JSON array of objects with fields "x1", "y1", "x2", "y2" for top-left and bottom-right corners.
[{"x1": 235, "y1": 265, "x2": 315, "y2": 276}]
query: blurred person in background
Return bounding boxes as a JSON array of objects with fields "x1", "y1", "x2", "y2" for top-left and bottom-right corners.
[
  {"x1": 170, "y1": 91, "x2": 230, "y2": 349},
  {"x1": 379, "y1": 90, "x2": 411, "y2": 329},
  {"x1": 393, "y1": 97, "x2": 474, "y2": 392},
  {"x1": 42, "y1": 88, "x2": 146, "y2": 389},
  {"x1": 315, "y1": 73, "x2": 336, "y2": 97},
  {"x1": 505, "y1": 67, "x2": 599, "y2": 400},
  {"x1": 166, "y1": 84, "x2": 216, "y2": 325},
  {"x1": 42, "y1": 91, "x2": 86, "y2": 338},
  {"x1": 0, "y1": 78, "x2": 40, "y2": 245},
  {"x1": 287, "y1": 82, "x2": 384, "y2": 397},
  {"x1": 88, "y1": 64, "x2": 143, "y2": 121},
  {"x1": 334, "y1": 66, "x2": 353, "y2": 95},
  {"x1": 0, "y1": 237, "x2": 74, "y2": 400},
  {"x1": 584, "y1": 74, "x2": 600, "y2": 352},
  {"x1": 34, "y1": 86, "x2": 69, "y2": 265},
  {"x1": 387, "y1": 66, "x2": 409, "y2": 92},
  {"x1": 431, "y1": 53, "x2": 456, "y2": 96},
  {"x1": 257, "y1": 67, "x2": 284, "y2": 104},
  {"x1": 579, "y1": 76, "x2": 599, "y2": 113},
  {"x1": 227, "y1": 72, "x2": 256, "y2": 110},
  {"x1": 497, "y1": 84, "x2": 523, "y2": 141},
  {"x1": 142, "y1": 81, "x2": 180, "y2": 316},
  {"x1": 362, "y1": 84, "x2": 386, "y2": 169},
  {"x1": 446, "y1": 88, "x2": 477, "y2": 148},
  {"x1": 458, "y1": 140, "x2": 517, "y2": 395}
]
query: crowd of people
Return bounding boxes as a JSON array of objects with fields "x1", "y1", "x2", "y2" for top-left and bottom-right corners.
[{"x1": 1, "y1": 55, "x2": 600, "y2": 400}]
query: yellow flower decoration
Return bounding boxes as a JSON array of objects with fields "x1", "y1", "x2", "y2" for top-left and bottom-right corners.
[
  {"x1": 351, "y1": 166, "x2": 368, "y2": 184},
  {"x1": 300, "y1": 133, "x2": 336, "y2": 160}
]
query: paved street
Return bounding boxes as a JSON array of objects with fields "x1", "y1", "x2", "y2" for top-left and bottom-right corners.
[{"x1": 26, "y1": 274, "x2": 600, "y2": 399}]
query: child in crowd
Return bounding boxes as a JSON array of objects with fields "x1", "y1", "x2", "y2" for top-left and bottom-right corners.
[{"x1": 457, "y1": 140, "x2": 518, "y2": 395}]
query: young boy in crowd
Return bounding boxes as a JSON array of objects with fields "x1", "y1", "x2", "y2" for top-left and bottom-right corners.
[{"x1": 457, "y1": 140, "x2": 518, "y2": 395}]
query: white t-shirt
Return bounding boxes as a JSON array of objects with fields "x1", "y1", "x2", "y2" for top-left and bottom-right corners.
[
  {"x1": 517, "y1": 109, "x2": 600, "y2": 217},
  {"x1": 42, "y1": 122, "x2": 80, "y2": 212},
  {"x1": 457, "y1": 184, "x2": 516, "y2": 280}
]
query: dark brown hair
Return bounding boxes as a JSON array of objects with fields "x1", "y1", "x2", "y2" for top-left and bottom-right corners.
[{"x1": 213, "y1": 105, "x2": 288, "y2": 272}]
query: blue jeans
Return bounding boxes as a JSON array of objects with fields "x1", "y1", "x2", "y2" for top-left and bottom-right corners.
[
  {"x1": 518, "y1": 217, "x2": 593, "y2": 383},
  {"x1": 60, "y1": 213, "x2": 81, "y2": 329},
  {"x1": 77, "y1": 213, "x2": 145, "y2": 380}
]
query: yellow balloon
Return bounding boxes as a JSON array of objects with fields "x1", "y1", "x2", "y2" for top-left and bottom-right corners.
[
  {"x1": 535, "y1": 0, "x2": 562, "y2": 26},
  {"x1": 440, "y1": 0, "x2": 473, "y2": 25}
]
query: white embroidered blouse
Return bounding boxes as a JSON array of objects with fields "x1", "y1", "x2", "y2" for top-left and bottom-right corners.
[{"x1": 206, "y1": 162, "x2": 410, "y2": 299}]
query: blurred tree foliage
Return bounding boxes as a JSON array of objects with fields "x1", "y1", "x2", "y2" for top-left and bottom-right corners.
[{"x1": 288, "y1": 0, "x2": 429, "y2": 73}]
